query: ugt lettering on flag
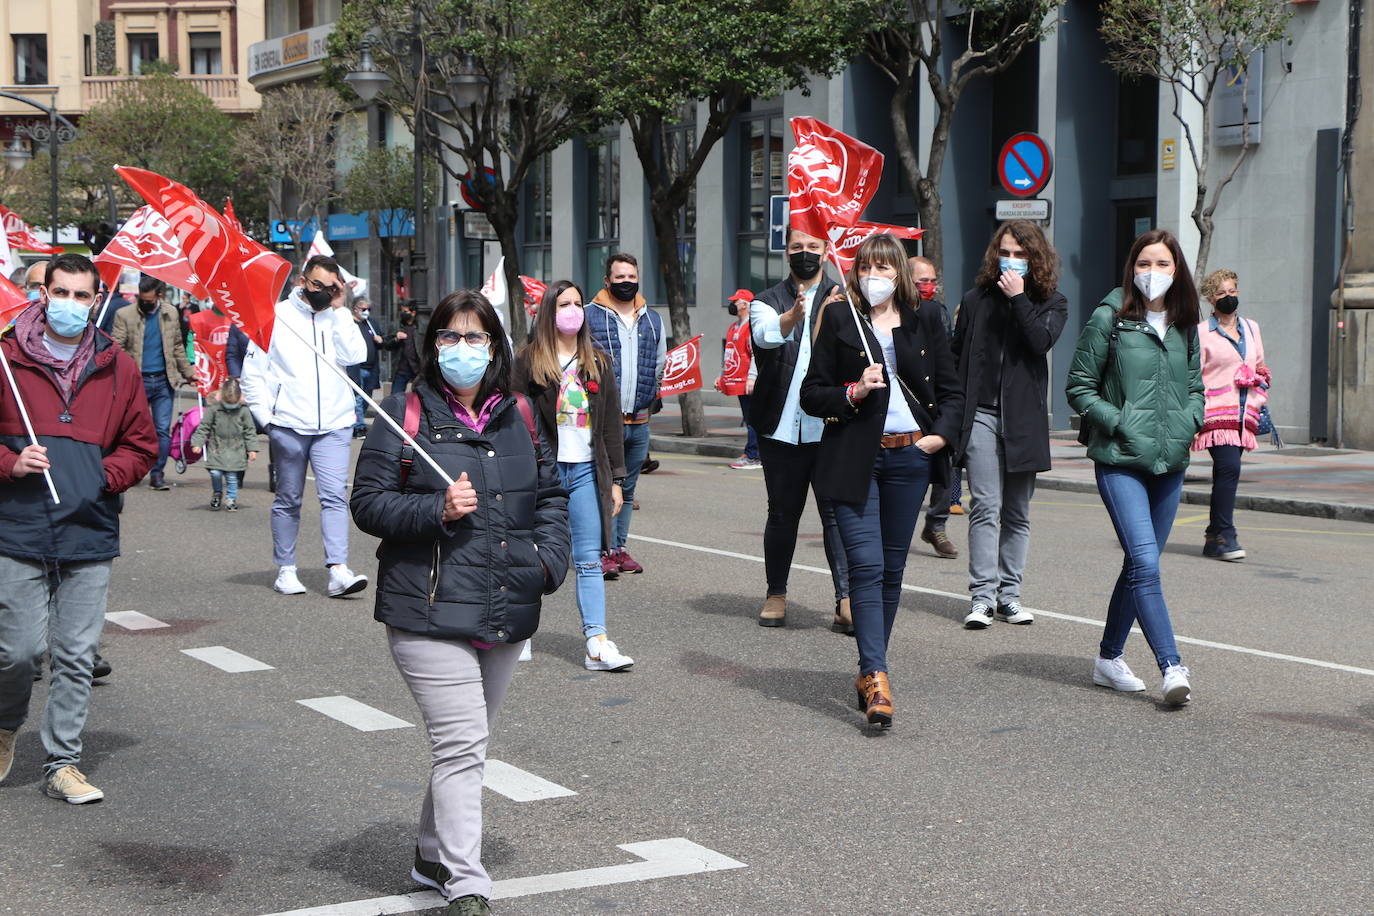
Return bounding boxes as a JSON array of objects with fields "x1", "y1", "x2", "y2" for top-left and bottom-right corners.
[
  {"x1": 116, "y1": 166, "x2": 287, "y2": 351},
  {"x1": 659, "y1": 335, "x2": 703, "y2": 398},
  {"x1": 787, "y1": 117, "x2": 884, "y2": 242},
  {"x1": 94, "y1": 205, "x2": 211, "y2": 300},
  {"x1": 828, "y1": 222, "x2": 924, "y2": 276}
]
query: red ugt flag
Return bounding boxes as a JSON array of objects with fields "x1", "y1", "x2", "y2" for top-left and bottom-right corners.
[
  {"x1": 658, "y1": 335, "x2": 703, "y2": 398},
  {"x1": 518, "y1": 276, "x2": 547, "y2": 317},
  {"x1": 116, "y1": 166, "x2": 287, "y2": 351},
  {"x1": 0, "y1": 274, "x2": 30, "y2": 327},
  {"x1": 188, "y1": 309, "x2": 231, "y2": 399},
  {"x1": 827, "y1": 222, "x2": 924, "y2": 276},
  {"x1": 94, "y1": 205, "x2": 211, "y2": 300},
  {"x1": 786, "y1": 117, "x2": 884, "y2": 242},
  {"x1": 0, "y1": 205, "x2": 64, "y2": 254}
]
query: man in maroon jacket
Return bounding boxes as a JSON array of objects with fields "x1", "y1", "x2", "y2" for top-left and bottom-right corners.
[{"x1": 0, "y1": 253, "x2": 156, "y2": 804}]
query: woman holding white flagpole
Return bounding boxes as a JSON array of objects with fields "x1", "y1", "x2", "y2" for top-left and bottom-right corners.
[
  {"x1": 350, "y1": 289, "x2": 569, "y2": 915},
  {"x1": 801, "y1": 234, "x2": 964, "y2": 729}
]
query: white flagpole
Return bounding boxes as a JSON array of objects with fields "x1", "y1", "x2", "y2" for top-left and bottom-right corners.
[
  {"x1": 274, "y1": 319, "x2": 456, "y2": 486},
  {"x1": 825, "y1": 248, "x2": 877, "y2": 366},
  {"x1": 93, "y1": 285, "x2": 117, "y2": 331},
  {"x1": 0, "y1": 344, "x2": 60, "y2": 504}
]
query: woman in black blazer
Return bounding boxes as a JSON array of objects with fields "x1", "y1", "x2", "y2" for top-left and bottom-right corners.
[{"x1": 801, "y1": 234, "x2": 964, "y2": 727}]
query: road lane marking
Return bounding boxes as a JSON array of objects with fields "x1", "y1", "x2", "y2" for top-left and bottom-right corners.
[
  {"x1": 297, "y1": 696, "x2": 413, "y2": 731},
  {"x1": 1173, "y1": 512, "x2": 1211, "y2": 524},
  {"x1": 260, "y1": 838, "x2": 746, "y2": 915},
  {"x1": 105, "y1": 611, "x2": 170, "y2": 630},
  {"x1": 628, "y1": 533, "x2": 1374, "y2": 678},
  {"x1": 181, "y1": 646, "x2": 274, "y2": 673},
  {"x1": 483, "y1": 759, "x2": 577, "y2": 801}
]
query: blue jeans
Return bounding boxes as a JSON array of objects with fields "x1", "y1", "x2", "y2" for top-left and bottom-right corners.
[
  {"x1": 737, "y1": 395, "x2": 760, "y2": 461},
  {"x1": 1094, "y1": 463, "x2": 1185, "y2": 673},
  {"x1": 209, "y1": 469, "x2": 244, "y2": 500},
  {"x1": 614, "y1": 421, "x2": 651, "y2": 549},
  {"x1": 352, "y1": 366, "x2": 379, "y2": 432},
  {"x1": 0, "y1": 556, "x2": 112, "y2": 775},
  {"x1": 557, "y1": 461, "x2": 607, "y2": 637},
  {"x1": 143, "y1": 373, "x2": 174, "y2": 475},
  {"x1": 833, "y1": 446, "x2": 931, "y2": 675},
  {"x1": 1206, "y1": 445, "x2": 1242, "y2": 539}
]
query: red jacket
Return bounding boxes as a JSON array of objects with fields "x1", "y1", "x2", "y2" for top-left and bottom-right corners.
[
  {"x1": 0, "y1": 325, "x2": 157, "y2": 562},
  {"x1": 719, "y1": 319, "x2": 753, "y2": 397}
]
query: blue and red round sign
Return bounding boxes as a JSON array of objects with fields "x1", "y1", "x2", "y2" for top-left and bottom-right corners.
[
  {"x1": 460, "y1": 168, "x2": 499, "y2": 211},
  {"x1": 997, "y1": 133, "x2": 1053, "y2": 199}
]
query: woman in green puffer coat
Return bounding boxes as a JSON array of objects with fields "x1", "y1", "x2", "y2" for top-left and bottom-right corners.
[
  {"x1": 189, "y1": 378, "x2": 259, "y2": 511},
  {"x1": 1065, "y1": 229, "x2": 1204, "y2": 708}
]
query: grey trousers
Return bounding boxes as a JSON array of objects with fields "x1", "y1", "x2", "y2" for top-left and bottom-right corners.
[
  {"x1": 388, "y1": 627, "x2": 523, "y2": 901},
  {"x1": 0, "y1": 556, "x2": 111, "y2": 776},
  {"x1": 268, "y1": 426, "x2": 352, "y2": 567},
  {"x1": 964, "y1": 410, "x2": 1036, "y2": 605}
]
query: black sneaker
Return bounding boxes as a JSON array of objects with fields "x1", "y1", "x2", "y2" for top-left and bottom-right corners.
[
  {"x1": 641, "y1": 457, "x2": 660, "y2": 474},
  {"x1": 225, "y1": 500, "x2": 238, "y2": 512},
  {"x1": 149, "y1": 472, "x2": 170, "y2": 491},
  {"x1": 92, "y1": 653, "x2": 112, "y2": 679},
  {"x1": 210, "y1": 493, "x2": 222, "y2": 510},
  {"x1": 1203, "y1": 534, "x2": 1246, "y2": 561},
  {"x1": 411, "y1": 846, "x2": 452, "y2": 893}
]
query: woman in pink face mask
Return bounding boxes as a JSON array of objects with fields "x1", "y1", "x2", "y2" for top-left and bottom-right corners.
[{"x1": 513, "y1": 281, "x2": 634, "y2": 671}]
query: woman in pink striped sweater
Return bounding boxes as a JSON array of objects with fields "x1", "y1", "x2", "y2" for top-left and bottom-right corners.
[{"x1": 1193, "y1": 269, "x2": 1270, "y2": 561}]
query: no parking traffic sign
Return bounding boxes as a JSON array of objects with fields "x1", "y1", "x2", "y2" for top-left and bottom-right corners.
[{"x1": 997, "y1": 132, "x2": 1053, "y2": 199}]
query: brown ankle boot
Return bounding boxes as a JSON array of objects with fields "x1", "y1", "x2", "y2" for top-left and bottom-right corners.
[
  {"x1": 831, "y1": 597, "x2": 854, "y2": 635},
  {"x1": 758, "y1": 594, "x2": 786, "y2": 627},
  {"x1": 854, "y1": 671, "x2": 893, "y2": 728}
]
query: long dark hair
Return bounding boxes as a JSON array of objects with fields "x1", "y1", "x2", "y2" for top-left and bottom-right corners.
[
  {"x1": 521, "y1": 280, "x2": 609, "y2": 387},
  {"x1": 974, "y1": 220, "x2": 1060, "y2": 301},
  {"x1": 1118, "y1": 229, "x2": 1201, "y2": 328},
  {"x1": 420, "y1": 289, "x2": 511, "y2": 405}
]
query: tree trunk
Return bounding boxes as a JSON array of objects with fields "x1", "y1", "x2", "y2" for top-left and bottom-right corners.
[
  {"x1": 647, "y1": 191, "x2": 705, "y2": 438},
  {"x1": 485, "y1": 199, "x2": 528, "y2": 345}
]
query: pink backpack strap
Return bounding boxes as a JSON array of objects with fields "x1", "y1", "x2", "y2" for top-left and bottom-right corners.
[
  {"x1": 397, "y1": 391, "x2": 422, "y2": 488},
  {"x1": 513, "y1": 392, "x2": 543, "y2": 466}
]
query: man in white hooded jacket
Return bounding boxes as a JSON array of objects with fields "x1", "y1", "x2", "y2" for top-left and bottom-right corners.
[{"x1": 241, "y1": 255, "x2": 369, "y2": 597}]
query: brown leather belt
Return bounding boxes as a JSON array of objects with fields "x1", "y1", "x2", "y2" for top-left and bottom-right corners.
[{"x1": 879, "y1": 431, "x2": 920, "y2": 449}]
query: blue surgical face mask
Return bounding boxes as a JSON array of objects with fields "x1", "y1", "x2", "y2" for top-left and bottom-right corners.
[
  {"x1": 46, "y1": 297, "x2": 92, "y2": 338},
  {"x1": 25, "y1": 289, "x2": 41, "y2": 302},
  {"x1": 438, "y1": 341, "x2": 491, "y2": 390},
  {"x1": 999, "y1": 257, "x2": 1029, "y2": 277}
]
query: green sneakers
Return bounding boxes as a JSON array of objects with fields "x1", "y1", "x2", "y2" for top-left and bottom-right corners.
[{"x1": 447, "y1": 896, "x2": 492, "y2": 916}]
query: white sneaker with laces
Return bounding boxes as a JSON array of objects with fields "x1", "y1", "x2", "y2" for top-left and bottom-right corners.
[
  {"x1": 274, "y1": 566, "x2": 307, "y2": 595},
  {"x1": 1093, "y1": 656, "x2": 1146, "y2": 692},
  {"x1": 328, "y1": 565, "x2": 368, "y2": 598},
  {"x1": 1162, "y1": 664, "x2": 1192, "y2": 706},
  {"x1": 995, "y1": 600, "x2": 1034, "y2": 625},
  {"x1": 963, "y1": 602, "x2": 994, "y2": 629},
  {"x1": 518, "y1": 639, "x2": 533, "y2": 662},
  {"x1": 584, "y1": 635, "x2": 634, "y2": 671}
]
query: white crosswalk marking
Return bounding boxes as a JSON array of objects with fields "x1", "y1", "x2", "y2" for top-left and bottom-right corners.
[
  {"x1": 105, "y1": 610, "x2": 170, "y2": 630},
  {"x1": 483, "y1": 759, "x2": 578, "y2": 801},
  {"x1": 181, "y1": 646, "x2": 274, "y2": 673},
  {"x1": 296, "y1": 696, "x2": 413, "y2": 731}
]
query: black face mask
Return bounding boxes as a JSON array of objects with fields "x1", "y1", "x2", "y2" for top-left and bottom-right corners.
[
  {"x1": 303, "y1": 287, "x2": 334, "y2": 311},
  {"x1": 725, "y1": 303, "x2": 738, "y2": 316},
  {"x1": 1215, "y1": 295, "x2": 1239, "y2": 315},
  {"x1": 789, "y1": 250, "x2": 822, "y2": 280},
  {"x1": 138, "y1": 300, "x2": 158, "y2": 315},
  {"x1": 401, "y1": 310, "x2": 417, "y2": 325},
  {"x1": 609, "y1": 280, "x2": 639, "y2": 302}
]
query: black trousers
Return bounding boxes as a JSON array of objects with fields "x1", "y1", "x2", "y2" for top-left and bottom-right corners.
[{"x1": 758, "y1": 437, "x2": 849, "y2": 602}]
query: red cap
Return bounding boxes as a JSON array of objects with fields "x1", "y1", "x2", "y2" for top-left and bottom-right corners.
[{"x1": 729, "y1": 289, "x2": 754, "y2": 303}]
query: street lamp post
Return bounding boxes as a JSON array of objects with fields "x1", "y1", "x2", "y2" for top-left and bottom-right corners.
[{"x1": 0, "y1": 90, "x2": 78, "y2": 246}]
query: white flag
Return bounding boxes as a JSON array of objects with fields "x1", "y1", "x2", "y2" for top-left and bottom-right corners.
[
  {"x1": 307, "y1": 229, "x2": 368, "y2": 298},
  {"x1": 481, "y1": 257, "x2": 509, "y2": 328}
]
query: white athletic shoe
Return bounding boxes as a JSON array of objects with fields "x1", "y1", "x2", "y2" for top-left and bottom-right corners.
[
  {"x1": 963, "y1": 602, "x2": 994, "y2": 629},
  {"x1": 273, "y1": 566, "x2": 307, "y2": 595},
  {"x1": 1093, "y1": 656, "x2": 1146, "y2": 692},
  {"x1": 995, "y1": 600, "x2": 1034, "y2": 625},
  {"x1": 584, "y1": 635, "x2": 634, "y2": 671},
  {"x1": 327, "y1": 565, "x2": 368, "y2": 598},
  {"x1": 1162, "y1": 665, "x2": 1192, "y2": 706},
  {"x1": 518, "y1": 640, "x2": 533, "y2": 662}
]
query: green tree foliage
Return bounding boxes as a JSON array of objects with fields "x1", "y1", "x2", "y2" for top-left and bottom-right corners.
[
  {"x1": 341, "y1": 142, "x2": 438, "y2": 310},
  {"x1": 542, "y1": 0, "x2": 875, "y2": 435},
  {"x1": 1101, "y1": 0, "x2": 1292, "y2": 275},
  {"x1": 866, "y1": 0, "x2": 1062, "y2": 280}
]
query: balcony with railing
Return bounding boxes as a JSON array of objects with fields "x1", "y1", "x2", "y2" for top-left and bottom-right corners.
[{"x1": 81, "y1": 74, "x2": 245, "y2": 112}]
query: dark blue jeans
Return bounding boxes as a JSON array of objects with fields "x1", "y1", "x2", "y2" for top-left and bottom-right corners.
[
  {"x1": 1206, "y1": 445, "x2": 1243, "y2": 539},
  {"x1": 1094, "y1": 463, "x2": 1185, "y2": 674},
  {"x1": 833, "y1": 445, "x2": 931, "y2": 675},
  {"x1": 613, "y1": 420, "x2": 651, "y2": 548},
  {"x1": 737, "y1": 395, "x2": 760, "y2": 461},
  {"x1": 352, "y1": 365, "x2": 379, "y2": 432},
  {"x1": 142, "y1": 373, "x2": 174, "y2": 476}
]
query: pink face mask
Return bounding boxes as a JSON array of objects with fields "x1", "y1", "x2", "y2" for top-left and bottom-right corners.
[{"x1": 555, "y1": 305, "x2": 584, "y2": 335}]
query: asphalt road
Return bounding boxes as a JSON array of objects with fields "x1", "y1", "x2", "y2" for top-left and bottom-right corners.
[{"x1": 3, "y1": 447, "x2": 1372, "y2": 915}]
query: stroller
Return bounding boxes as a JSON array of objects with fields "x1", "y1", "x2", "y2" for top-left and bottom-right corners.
[{"x1": 169, "y1": 390, "x2": 205, "y2": 474}]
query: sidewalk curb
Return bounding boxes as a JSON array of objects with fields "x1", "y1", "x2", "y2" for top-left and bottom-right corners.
[{"x1": 651, "y1": 435, "x2": 1374, "y2": 524}]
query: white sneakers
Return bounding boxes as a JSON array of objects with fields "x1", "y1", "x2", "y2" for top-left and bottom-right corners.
[
  {"x1": 1094, "y1": 656, "x2": 1193, "y2": 705},
  {"x1": 274, "y1": 566, "x2": 307, "y2": 595},
  {"x1": 274, "y1": 565, "x2": 369, "y2": 597},
  {"x1": 1093, "y1": 656, "x2": 1146, "y2": 692},
  {"x1": 1162, "y1": 665, "x2": 1193, "y2": 706},
  {"x1": 327, "y1": 565, "x2": 369, "y2": 598},
  {"x1": 518, "y1": 640, "x2": 533, "y2": 662},
  {"x1": 995, "y1": 601, "x2": 1034, "y2": 625},
  {"x1": 584, "y1": 635, "x2": 634, "y2": 671},
  {"x1": 963, "y1": 602, "x2": 994, "y2": 629}
]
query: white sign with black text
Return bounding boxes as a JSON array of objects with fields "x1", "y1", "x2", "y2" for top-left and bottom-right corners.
[{"x1": 995, "y1": 199, "x2": 1050, "y2": 221}]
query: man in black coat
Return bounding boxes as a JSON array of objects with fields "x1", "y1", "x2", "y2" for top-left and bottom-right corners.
[
  {"x1": 747, "y1": 227, "x2": 850, "y2": 632},
  {"x1": 950, "y1": 221, "x2": 1068, "y2": 630},
  {"x1": 383, "y1": 301, "x2": 422, "y2": 394},
  {"x1": 347, "y1": 297, "x2": 383, "y2": 438}
]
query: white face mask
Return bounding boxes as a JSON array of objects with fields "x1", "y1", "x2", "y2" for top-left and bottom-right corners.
[
  {"x1": 860, "y1": 276, "x2": 896, "y2": 307},
  {"x1": 1133, "y1": 270, "x2": 1174, "y2": 303}
]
